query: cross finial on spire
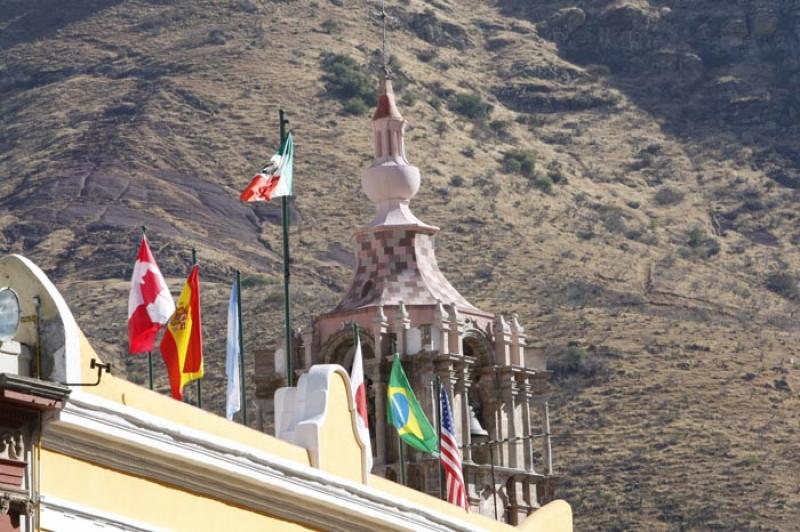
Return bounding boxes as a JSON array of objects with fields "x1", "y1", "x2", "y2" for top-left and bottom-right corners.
[{"x1": 373, "y1": 0, "x2": 393, "y2": 78}]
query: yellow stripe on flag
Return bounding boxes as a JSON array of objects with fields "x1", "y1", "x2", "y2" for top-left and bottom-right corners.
[{"x1": 160, "y1": 265, "x2": 204, "y2": 400}]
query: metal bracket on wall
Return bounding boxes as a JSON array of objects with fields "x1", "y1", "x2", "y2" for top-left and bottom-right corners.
[{"x1": 60, "y1": 359, "x2": 111, "y2": 387}]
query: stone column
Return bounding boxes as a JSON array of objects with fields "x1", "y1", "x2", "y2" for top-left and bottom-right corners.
[
  {"x1": 433, "y1": 299, "x2": 450, "y2": 354},
  {"x1": 372, "y1": 305, "x2": 388, "y2": 357},
  {"x1": 518, "y1": 372, "x2": 535, "y2": 473},
  {"x1": 543, "y1": 401, "x2": 554, "y2": 476},
  {"x1": 302, "y1": 331, "x2": 314, "y2": 369},
  {"x1": 418, "y1": 354, "x2": 437, "y2": 434},
  {"x1": 499, "y1": 368, "x2": 519, "y2": 468},
  {"x1": 394, "y1": 301, "x2": 411, "y2": 356},
  {"x1": 448, "y1": 305, "x2": 463, "y2": 356},
  {"x1": 506, "y1": 477, "x2": 520, "y2": 526},
  {"x1": 523, "y1": 478, "x2": 535, "y2": 514},
  {"x1": 510, "y1": 314, "x2": 526, "y2": 367},
  {"x1": 474, "y1": 367, "x2": 497, "y2": 466},
  {"x1": 370, "y1": 361, "x2": 386, "y2": 466},
  {"x1": 372, "y1": 306, "x2": 389, "y2": 465},
  {"x1": 456, "y1": 358, "x2": 474, "y2": 463},
  {"x1": 493, "y1": 315, "x2": 511, "y2": 366}
]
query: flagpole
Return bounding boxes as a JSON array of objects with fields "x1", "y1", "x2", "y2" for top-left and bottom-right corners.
[
  {"x1": 192, "y1": 247, "x2": 202, "y2": 409},
  {"x1": 142, "y1": 225, "x2": 155, "y2": 391},
  {"x1": 392, "y1": 341, "x2": 407, "y2": 486},
  {"x1": 279, "y1": 109, "x2": 294, "y2": 387},
  {"x1": 398, "y1": 433, "x2": 407, "y2": 487},
  {"x1": 236, "y1": 270, "x2": 247, "y2": 425},
  {"x1": 435, "y1": 375, "x2": 445, "y2": 501},
  {"x1": 147, "y1": 350, "x2": 154, "y2": 391}
]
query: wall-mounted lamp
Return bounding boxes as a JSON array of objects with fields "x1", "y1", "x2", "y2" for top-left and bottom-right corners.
[{"x1": 61, "y1": 359, "x2": 112, "y2": 387}]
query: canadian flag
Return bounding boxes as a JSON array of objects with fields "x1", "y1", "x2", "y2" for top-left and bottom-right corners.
[
  {"x1": 350, "y1": 333, "x2": 373, "y2": 472},
  {"x1": 128, "y1": 235, "x2": 175, "y2": 354}
]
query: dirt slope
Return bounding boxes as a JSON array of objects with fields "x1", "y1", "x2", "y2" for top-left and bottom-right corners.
[{"x1": 2, "y1": 0, "x2": 799, "y2": 529}]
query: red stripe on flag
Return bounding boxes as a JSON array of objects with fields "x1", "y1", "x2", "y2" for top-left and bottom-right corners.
[
  {"x1": 181, "y1": 266, "x2": 203, "y2": 374},
  {"x1": 355, "y1": 382, "x2": 368, "y2": 424},
  {"x1": 128, "y1": 304, "x2": 160, "y2": 354},
  {"x1": 439, "y1": 386, "x2": 468, "y2": 511},
  {"x1": 240, "y1": 173, "x2": 281, "y2": 202},
  {"x1": 160, "y1": 331, "x2": 184, "y2": 400}
]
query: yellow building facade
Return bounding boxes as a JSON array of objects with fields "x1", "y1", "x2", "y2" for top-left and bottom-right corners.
[{"x1": 0, "y1": 255, "x2": 572, "y2": 531}]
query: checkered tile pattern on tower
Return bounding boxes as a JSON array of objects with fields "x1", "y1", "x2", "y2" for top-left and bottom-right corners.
[{"x1": 334, "y1": 228, "x2": 474, "y2": 312}]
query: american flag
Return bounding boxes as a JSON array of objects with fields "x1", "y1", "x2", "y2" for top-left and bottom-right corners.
[{"x1": 439, "y1": 386, "x2": 468, "y2": 510}]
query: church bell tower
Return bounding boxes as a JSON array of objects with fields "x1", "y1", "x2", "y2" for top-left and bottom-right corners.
[{"x1": 256, "y1": 72, "x2": 559, "y2": 523}]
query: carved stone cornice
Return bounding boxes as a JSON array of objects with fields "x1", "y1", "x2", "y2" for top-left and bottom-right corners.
[
  {"x1": 513, "y1": 371, "x2": 534, "y2": 398},
  {"x1": 0, "y1": 374, "x2": 70, "y2": 411},
  {"x1": 0, "y1": 432, "x2": 23, "y2": 461},
  {"x1": 453, "y1": 355, "x2": 476, "y2": 391},
  {"x1": 496, "y1": 367, "x2": 520, "y2": 394},
  {"x1": 45, "y1": 393, "x2": 478, "y2": 532},
  {"x1": 432, "y1": 353, "x2": 460, "y2": 383},
  {"x1": 0, "y1": 491, "x2": 33, "y2": 516},
  {"x1": 453, "y1": 355, "x2": 476, "y2": 371},
  {"x1": 462, "y1": 462, "x2": 545, "y2": 485}
]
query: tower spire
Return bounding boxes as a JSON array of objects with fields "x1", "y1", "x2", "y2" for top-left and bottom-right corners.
[
  {"x1": 376, "y1": 0, "x2": 392, "y2": 78},
  {"x1": 361, "y1": 16, "x2": 426, "y2": 229},
  {"x1": 371, "y1": 1, "x2": 400, "y2": 121}
]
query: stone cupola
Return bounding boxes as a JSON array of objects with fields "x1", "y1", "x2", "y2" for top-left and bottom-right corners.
[
  {"x1": 362, "y1": 77, "x2": 427, "y2": 229},
  {"x1": 333, "y1": 75, "x2": 476, "y2": 312}
]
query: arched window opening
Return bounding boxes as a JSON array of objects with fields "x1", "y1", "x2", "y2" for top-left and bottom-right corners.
[{"x1": 462, "y1": 331, "x2": 493, "y2": 366}]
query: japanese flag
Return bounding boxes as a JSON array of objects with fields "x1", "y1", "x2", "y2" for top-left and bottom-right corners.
[{"x1": 350, "y1": 333, "x2": 373, "y2": 472}]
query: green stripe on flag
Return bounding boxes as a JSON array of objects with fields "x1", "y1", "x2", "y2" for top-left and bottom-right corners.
[{"x1": 274, "y1": 132, "x2": 293, "y2": 197}]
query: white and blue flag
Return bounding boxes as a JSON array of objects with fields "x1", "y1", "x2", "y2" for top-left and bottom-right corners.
[{"x1": 225, "y1": 280, "x2": 241, "y2": 420}]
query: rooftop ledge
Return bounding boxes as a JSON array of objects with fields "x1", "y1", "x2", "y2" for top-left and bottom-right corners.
[{"x1": 0, "y1": 252, "x2": 573, "y2": 531}]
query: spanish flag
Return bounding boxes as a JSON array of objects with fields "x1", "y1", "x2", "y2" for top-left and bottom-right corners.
[{"x1": 160, "y1": 265, "x2": 204, "y2": 400}]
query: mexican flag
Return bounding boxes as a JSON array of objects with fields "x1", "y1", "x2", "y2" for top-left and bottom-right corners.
[
  {"x1": 240, "y1": 132, "x2": 294, "y2": 202},
  {"x1": 387, "y1": 355, "x2": 439, "y2": 455}
]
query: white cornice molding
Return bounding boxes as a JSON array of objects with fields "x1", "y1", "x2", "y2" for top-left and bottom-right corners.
[
  {"x1": 41, "y1": 495, "x2": 166, "y2": 532},
  {"x1": 42, "y1": 393, "x2": 481, "y2": 532}
]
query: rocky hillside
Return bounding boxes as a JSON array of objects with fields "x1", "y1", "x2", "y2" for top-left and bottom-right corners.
[{"x1": 2, "y1": 0, "x2": 799, "y2": 529}]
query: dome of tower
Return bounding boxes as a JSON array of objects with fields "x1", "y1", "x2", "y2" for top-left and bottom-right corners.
[{"x1": 361, "y1": 162, "x2": 420, "y2": 205}]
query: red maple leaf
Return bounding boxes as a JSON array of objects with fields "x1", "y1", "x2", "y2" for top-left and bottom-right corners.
[{"x1": 140, "y1": 268, "x2": 163, "y2": 306}]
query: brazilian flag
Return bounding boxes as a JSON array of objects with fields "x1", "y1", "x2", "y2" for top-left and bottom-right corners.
[{"x1": 387, "y1": 356, "x2": 438, "y2": 454}]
